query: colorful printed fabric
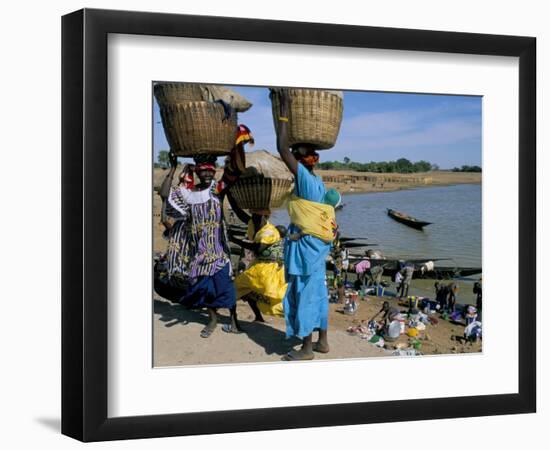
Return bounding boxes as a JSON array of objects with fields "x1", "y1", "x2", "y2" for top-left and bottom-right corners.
[
  {"x1": 234, "y1": 221, "x2": 287, "y2": 317},
  {"x1": 165, "y1": 181, "x2": 231, "y2": 281},
  {"x1": 235, "y1": 124, "x2": 254, "y2": 146}
]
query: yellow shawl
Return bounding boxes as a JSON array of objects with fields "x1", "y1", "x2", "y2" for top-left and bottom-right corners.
[{"x1": 287, "y1": 195, "x2": 337, "y2": 243}]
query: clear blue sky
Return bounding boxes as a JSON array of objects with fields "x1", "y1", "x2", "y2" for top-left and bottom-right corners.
[{"x1": 153, "y1": 85, "x2": 481, "y2": 169}]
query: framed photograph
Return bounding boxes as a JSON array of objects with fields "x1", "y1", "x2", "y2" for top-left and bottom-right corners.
[{"x1": 62, "y1": 8, "x2": 536, "y2": 442}]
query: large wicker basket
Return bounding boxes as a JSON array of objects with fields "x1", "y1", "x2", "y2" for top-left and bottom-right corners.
[
  {"x1": 271, "y1": 89, "x2": 343, "y2": 150},
  {"x1": 153, "y1": 83, "x2": 204, "y2": 107},
  {"x1": 229, "y1": 177, "x2": 294, "y2": 210},
  {"x1": 159, "y1": 101, "x2": 237, "y2": 156}
]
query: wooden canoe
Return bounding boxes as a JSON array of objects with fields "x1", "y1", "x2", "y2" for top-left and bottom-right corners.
[{"x1": 387, "y1": 208, "x2": 432, "y2": 230}]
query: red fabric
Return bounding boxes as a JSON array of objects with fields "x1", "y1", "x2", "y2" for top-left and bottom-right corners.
[
  {"x1": 180, "y1": 165, "x2": 195, "y2": 189},
  {"x1": 235, "y1": 124, "x2": 254, "y2": 146},
  {"x1": 196, "y1": 162, "x2": 216, "y2": 172}
]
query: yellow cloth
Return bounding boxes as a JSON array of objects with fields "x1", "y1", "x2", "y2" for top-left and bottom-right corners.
[
  {"x1": 235, "y1": 221, "x2": 286, "y2": 316},
  {"x1": 287, "y1": 195, "x2": 337, "y2": 242}
]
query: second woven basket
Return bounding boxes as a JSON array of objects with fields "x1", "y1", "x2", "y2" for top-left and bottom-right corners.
[{"x1": 271, "y1": 89, "x2": 343, "y2": 150}]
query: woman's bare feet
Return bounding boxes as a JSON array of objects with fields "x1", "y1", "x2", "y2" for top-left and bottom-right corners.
[
  {"x1": 314, "y1": 329, "x2": 330, "y2": 353},
  {"x1": 284, "y1": 334, "x2": 314, "y2": 360},
  {"x1": 285, "y1": 347, "x2": 314, "y2": 361},
  {"x1": 200, "y1": 307, "x2": 218, "y2": 338}
]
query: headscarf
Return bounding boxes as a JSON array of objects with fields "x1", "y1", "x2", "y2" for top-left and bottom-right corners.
[
  {"x1": 196, "y1": 162, "x2": 216, "y2": 172},
  {"x1": 177, "y1": 156, "x2": 217, "y2": 190},
  {"x1": 235, "y1": 124, "x2": 254, "y2": 147},
  {"x1": 193, "y1": 154, "x2": 218, "y2": 173},
  {"x1": 193, "y1": 154, "x2": 217, "y2": 167}
]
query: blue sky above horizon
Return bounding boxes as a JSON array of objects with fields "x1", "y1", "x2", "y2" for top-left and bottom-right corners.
[{"x1": 153, "y1": 85, "x2": 481, "y2": 169}]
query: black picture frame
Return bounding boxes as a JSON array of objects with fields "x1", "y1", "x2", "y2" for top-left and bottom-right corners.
[{"x1": 62, "y1": 8, "x2": 536, "y2": 442}]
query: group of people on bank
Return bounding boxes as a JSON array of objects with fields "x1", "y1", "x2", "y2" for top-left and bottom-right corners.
[{"x1": 155, "y1": 91, "x2": 337, "y2": 361}]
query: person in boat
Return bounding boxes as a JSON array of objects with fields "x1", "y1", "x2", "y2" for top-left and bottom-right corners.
[
  {"x1": 398, "y1": 262, "x2": 415, "y2": 299},
  {"x1": 158, "y1": 125, "x2": 252, "y2": 338},
  {"x1": 273, "y1": 89, "x2": 337, "y2": 361},
  {"x1": 225, "y1": 195, "x2": 287, "y2": 323}
]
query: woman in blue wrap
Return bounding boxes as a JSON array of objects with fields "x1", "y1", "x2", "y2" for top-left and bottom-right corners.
[{"x1": 273, "y1": 89, "x2": 333, "y2": 361}]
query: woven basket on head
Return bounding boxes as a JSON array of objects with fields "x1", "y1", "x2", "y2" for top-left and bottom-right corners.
[
  {"x1": 271, "y1": 89, "x2": 343, "y2": 150},
  {"x1": 153, "y1": 83, "x2": 204, "y2": 107},
  {"x1": 159, "y1": 101, "x2": 237, "y2": 156},
  {"x1": 229, "y1": 177, "x2": 293, "y2": 210}
]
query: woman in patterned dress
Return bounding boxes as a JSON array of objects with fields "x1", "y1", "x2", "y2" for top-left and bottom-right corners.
[{"x1": 158, "y1": 126, "x2": 253, "y2": 338}]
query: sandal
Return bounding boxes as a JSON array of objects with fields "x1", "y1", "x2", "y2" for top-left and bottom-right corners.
[
  {"x1": 200, "y1": 326, "x2": 215, "y2": 338},
  {"x1": 283, "y1": 349, "x2": 315, "y2": 361},
  {"x1": 222, "y1": 324, "x2": 243, "y2": 334}
]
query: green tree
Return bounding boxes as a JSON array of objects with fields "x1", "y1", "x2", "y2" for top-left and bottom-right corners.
[
  {"x1": 157, "y1": 150, "x2": 170, "y2": 169},
  {"x1": 395, "y1": 158, "x2": 413, "y2": 173},
  {"x1": 413, "y1": 160, "x2": 432, "y2": 172}
]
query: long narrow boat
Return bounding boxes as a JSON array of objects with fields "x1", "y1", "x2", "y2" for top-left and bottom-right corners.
[
  {"x1": 387, "y1": 208, "x2": 432, "y2": 230},
  {"x1": 381, "y1": 266, "x2": 482, "y2": 280}
]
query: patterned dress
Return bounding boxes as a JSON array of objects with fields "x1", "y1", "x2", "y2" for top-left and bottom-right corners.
[{"x1": 164, "y1": 181, "x2": 235, "y2": 309}]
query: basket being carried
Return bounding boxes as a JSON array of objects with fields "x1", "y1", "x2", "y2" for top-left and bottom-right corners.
[
  {"x1": 154, "y1": 82, "x2": 253, "y2": 156},
  {"x1": 229, "y1": 150, "x2": 294, "y2": 210},
  {"x1": 270, "y1": 88, "x2": 343, "y2": 150},
  {"x1": 159, "y1": 101, "x2": 237, "y2": 156}
]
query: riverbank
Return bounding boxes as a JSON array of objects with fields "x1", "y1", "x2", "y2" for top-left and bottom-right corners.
[
  {"x1": 317, "y1": 170, "x2": 481, "y2": 195},
  {"x1": 153, "y1": 289, "x2": 481, "y2": 367},
  {"x1": 153, "y1": 167, "x2": 481, "y2": 197},
  {"x1": 152, "y1": 168, "x2": 482, "y2": 366}
]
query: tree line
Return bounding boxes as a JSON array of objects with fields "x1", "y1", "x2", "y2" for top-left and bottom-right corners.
[
  {"x1": 155, "y1": 151, "x2": 481, "y2": 173},
  {"x1": 316, "y1": 157, "x2": 434, "y2": 173},
  {"x1": 451, "y1": 165, "x2": 482, "y2": 172}
]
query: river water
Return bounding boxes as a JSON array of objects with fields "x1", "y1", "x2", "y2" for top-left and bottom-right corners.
[{"x1": 270, "y1": 184, "x2": 482, "y2": 302}]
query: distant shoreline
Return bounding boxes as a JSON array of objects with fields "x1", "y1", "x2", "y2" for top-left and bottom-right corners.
[
  {"x1": 153, "y1": 167, "x2": 481, "y2": 197},
  {"x1": 317, "y1": 170, "x2": 481, "y2": 196}
]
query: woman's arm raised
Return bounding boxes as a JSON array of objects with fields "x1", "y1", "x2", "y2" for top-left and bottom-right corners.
[{"x1": 273, "y1": 89, "x2": 298, "y2": 176}]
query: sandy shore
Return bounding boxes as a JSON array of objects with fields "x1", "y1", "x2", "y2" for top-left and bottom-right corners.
[
  {"x1": 153, "y1": 167, "x2": 481, "y2": 196},
  {"x1": 152, "y1": 167, "x2": 481, "y2": 366},
  {"x1": 153, "y1": 290, "x2": 481, "y2": 367},
  {"x1": 317, "y1": 169, "x2": 481, "y2": 195}
]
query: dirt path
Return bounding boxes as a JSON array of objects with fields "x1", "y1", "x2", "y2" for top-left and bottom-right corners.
[
  {"x1": 153, "y1": 297, "x2": 390, "y2": 367},
  {"x1": 153, "y1": 292, "x2": 480, "y2": 367}
]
